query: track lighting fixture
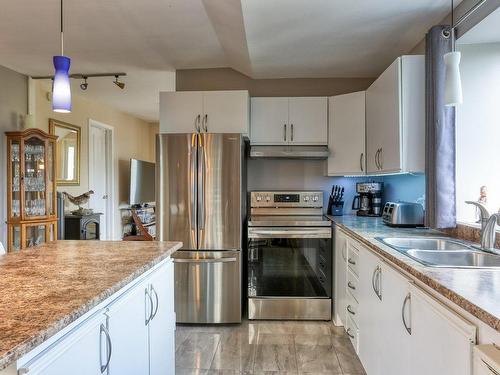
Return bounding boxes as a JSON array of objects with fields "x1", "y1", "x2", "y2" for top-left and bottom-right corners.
[
  {"x1": 80, "y1": 76, "x2": 88, "y2": 90},
  {"x1": 113, "y1": 75, "x2": 125, "y2": 89}
]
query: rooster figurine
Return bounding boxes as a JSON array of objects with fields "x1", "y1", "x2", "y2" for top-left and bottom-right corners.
[{"x1": 63, "y1": 190, "x2": 94, "y2": 215}]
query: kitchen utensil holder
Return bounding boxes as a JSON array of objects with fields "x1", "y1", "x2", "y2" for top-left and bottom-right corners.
[{"x1": 329, "y1": 201, "x2": 344, "y2": 216}]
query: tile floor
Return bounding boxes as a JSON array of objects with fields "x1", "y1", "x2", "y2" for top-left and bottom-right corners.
[{"x1": 175, "y1": 319, "x2": 366, "y2": 374}]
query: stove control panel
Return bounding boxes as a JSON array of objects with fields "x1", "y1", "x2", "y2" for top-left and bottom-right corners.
[{"x1": 250, "y1": 191, "x2": 323, "y2": 208}]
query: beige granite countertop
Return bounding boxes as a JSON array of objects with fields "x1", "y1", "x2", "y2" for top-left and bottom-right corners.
[
  {"x1": 327, "y1": 215, "x2": 500, "y2": 333},
  {"x1": 0, "y1": 240, "x2": 182, "y2": 370}
]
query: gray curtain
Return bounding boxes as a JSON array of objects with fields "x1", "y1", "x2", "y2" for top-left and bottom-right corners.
[{"x1": 425, "y1": 25, "x2": 457, "y2": 229}]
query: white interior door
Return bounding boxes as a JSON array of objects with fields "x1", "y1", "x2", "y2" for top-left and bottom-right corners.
[{"x1": 89, "y1": 121, "x2": 113, "y2": 240}]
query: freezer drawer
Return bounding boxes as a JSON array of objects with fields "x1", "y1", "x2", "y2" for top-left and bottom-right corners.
[{"x1": 173, "y1": 250, "x2": 241, "y2": 323}]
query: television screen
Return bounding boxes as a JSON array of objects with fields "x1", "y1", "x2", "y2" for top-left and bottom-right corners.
[{"x1": 129, "y1": 159, "x2": 155, "y2": 205}]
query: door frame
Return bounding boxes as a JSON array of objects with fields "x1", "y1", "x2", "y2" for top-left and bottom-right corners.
[{"x1": 88, "y1": 119, "x2": 114, "y2": 240}]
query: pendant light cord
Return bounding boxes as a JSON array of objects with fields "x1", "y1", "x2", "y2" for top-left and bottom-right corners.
[{"x1": 60, "y1": 0, "x2": 64, "y2": 55}]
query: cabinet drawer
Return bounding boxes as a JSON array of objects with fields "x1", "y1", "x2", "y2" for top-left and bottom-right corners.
[
  {"x1": 345, "y1": 314, "x2": 359, "y2": 354},
  {"x1": 347, "y1": 268, "x2": 359, "y2": 302},
  {"x1": 346, "y1": 290, "x2": 359, "y2": 328},
  {"x1": 347, "y1": 243, "x2": 359, "y2": 276}
]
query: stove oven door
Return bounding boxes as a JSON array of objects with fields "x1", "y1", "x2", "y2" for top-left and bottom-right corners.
[{"x1": 247, "y1": 226, "x2": 332, "y2": 320}]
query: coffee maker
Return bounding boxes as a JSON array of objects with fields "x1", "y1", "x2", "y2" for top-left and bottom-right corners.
[{"x1": 352, "y1": 182, "x2": 384, "y2": 217}]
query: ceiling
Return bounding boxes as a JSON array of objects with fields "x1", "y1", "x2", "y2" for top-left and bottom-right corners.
[
  {"x1": 0, "y1": 0, "x2": 455, "y2": 120},
  {"x1": 458, "y1": 6, "x2": 500, "y2": 45}
]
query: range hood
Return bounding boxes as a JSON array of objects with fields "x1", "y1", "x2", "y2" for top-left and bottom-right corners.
[{"x1": 249, "y1": 145, "x2": 329, "y2": 159}]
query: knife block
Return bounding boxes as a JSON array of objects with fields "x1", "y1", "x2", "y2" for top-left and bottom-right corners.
[{"x1": 328, "y1": 201, "x2": 344, "y2": 216}]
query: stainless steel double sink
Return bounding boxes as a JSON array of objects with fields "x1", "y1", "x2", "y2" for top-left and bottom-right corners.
[{"x1": 376, "y1": 237, "x2": 500, "y2": 269}]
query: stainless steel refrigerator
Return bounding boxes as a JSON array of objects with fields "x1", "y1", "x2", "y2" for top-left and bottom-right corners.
[{"x1": 156, "y1": 133, "x2": 245, "y2": 323}]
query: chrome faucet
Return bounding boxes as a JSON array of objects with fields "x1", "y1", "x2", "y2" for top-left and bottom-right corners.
[
  {"x1": 465, "y1": 201, "x2": 499, "y2": 254},
  {"x1": 482, "y1": 214, "x2": 500, "y2": 255}
]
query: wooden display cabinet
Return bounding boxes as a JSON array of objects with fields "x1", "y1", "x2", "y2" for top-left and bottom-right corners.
[{"x1": 5, "y1": 128, "x2": 58, "y2": 251}]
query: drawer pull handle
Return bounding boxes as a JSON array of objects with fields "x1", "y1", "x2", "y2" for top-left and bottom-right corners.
[
  {"x1": 348, "y1": 258, "x2": 356, "y2": 265},
  {"x1": 100, "y1": 323, "x2": 112, "y2": 373},
  {"x1": 347, "y1": 281, "x2": 356, "y2": 290},
  {"x1": 346, "y1": 328, "x2": 355, "y2": 339},
  {"x1": 347, "y1": 305, "x2": 356, "y2": 315}
]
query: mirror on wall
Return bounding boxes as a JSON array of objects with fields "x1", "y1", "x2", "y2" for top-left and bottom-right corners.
[{"x1": 49, "y1": 119, "x2": 81, "y2": 185}]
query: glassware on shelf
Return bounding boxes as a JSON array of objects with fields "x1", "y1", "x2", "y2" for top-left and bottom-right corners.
[
  {"x1": 11, "y1": 143, "x2": 20, "y2": 162},
  {"x1": 12, "y1": 200, "x2": 20, "y2": 217},
  {"x1": 24, "y1": 199, "x2": 46, "y2": 216}
]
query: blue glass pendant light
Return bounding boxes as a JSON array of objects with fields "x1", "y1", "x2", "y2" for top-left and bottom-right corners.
[{"x1": 52, "y1": 0, "x2": 71, "y2": 113}]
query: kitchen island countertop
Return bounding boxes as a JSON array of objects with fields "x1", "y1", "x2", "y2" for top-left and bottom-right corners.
[
  {"x1": 327, "y1": 215, "x2": 500, "y2": 333},
  {"x1": 0, "y1": 240, "x2": 182, "y2": 371}
]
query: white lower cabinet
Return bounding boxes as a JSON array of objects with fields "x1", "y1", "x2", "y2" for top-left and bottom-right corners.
[
  {"x1": 408, "y1": 284, "x2": 476, "y2": 375},
  {"x1": 334, "y1": 230, "x2": 348, "y2": 326},
  {"x1": 338, "y1": 230, "x2": 477, "y2": 375},
  {"x1": 18, "y1": 313, "x2": 107, "y2": 375},
  {"x1": 149, "y1": 261, "x2": 176, "y2": 375},
  {"x1": 106, "y1": 278, "x2": 151, "y2": 374},
  {"x1": 17, "y1": 259, "x2": 175, "y2": 375}
]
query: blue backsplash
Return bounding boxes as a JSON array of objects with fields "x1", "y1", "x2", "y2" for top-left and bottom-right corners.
[{"x1": 381, "y1": 173, "x2": 426, "y2": 204}]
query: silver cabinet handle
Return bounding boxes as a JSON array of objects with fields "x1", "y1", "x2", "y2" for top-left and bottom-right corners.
[
  {"x1": 195, "y1": 114, "x2": 201, "y2": 132},
  {"x1": 283, "y1": 124, "x2": 287, "y2": 141},
  {"x1": 145, "y1": 288, "x2": 154, "y2": 325},
  {"x1": 360, "y1": 153, "x2": 364, "y2": 172},
  {"x1": 100, "y1": 323, "x2": 112, "y2": 373},
  {"x1": 346, "y1": 328, "x2": 355, "y2": 339},
  {"x1": 347, "y1": 281, "x2": 356, "y2": 290},
  {"x1": 346, "y1": 305, "x2": 356, "y2": 315},
  {"x1": 291, "y1": 124, "x2": 294, "y2": 142},
  {"x1": 173, "y1": 257, "x2": 237, "y2": 263},
  {"x1": 190, "y1": 134, "x2": 197, "y2": 230},
  {"x1": 198, "y1": 142, "x2": 205, "y2": 230},
  {"x1": 348, "y1": 258, "x2": 356, "y2": 265},
  {"x1": 341, "y1": 244, "x2": 347, "y2": 262},
  {"x1": 203, "y1": 114, "x2": 208, "y2": 132},
  {"x1": 150, "y1": 285, "x2": 159, "y2": 321},
  {"x1": 402, "y1": 293, "x2": 411, "y2": 335},
  {"x1": 371, "y1": 266, "x2": 378, "y2": 297},
  {"x1": 482, "y1": 359, "x2": 500, "y2": 375},
  {"x1": 375, "y1": 148, "x2": 381, "y2": 170},
  {"x1": 379, "y1": 147, "x2": 383, "y2": 170},
  {"x1": 376, "y1": 266, "x2": 382, "y2": 300}
]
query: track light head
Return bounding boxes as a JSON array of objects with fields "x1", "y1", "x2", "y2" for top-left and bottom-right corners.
[
  {"x1": 114, "y1": 75, "x2": 125, "y2": 89},
  {"x1": 80, "y1": 76, "x2": 88, "y2": 90}
]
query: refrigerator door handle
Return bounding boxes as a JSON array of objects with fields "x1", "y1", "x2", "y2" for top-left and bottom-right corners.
[
  {"x1": 190, "y1": 134, "x2": 197, "y2": 230},
  {"x1": 198, "y1": 135, "x2": 205, "y2": 230}
]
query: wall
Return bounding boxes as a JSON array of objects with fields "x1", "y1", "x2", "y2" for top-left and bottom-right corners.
[
  {"x1": 455, "y1": 42, "x2": 500, "y2": 222},
  {"x1": 0, "y1": 65, "x2": 28, "y2": 247},
  {"x1": 176, "y1": 68, "x2": 374, "y2": 96},
  {"x1": 34, "y1": 81, "x2": 162, "y2": 239},
  {"x1": 382, "y1": 173, "x2": 425, "y2": 204}
]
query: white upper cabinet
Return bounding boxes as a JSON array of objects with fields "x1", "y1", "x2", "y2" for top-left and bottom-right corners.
[
  {"x1": 250, "y1": 97, "x2": 289, "y2": 144},
  {"x1": 327, "y1": 91, "x2": 366, "y2": 176},
  {"x1": 366, "y1": 55, "x2": 425, "y2": 174},
  {"x1": 160, "y1": 91, "x2": 204, "y2": 134},
  {"x1": 202, "y1": 91, "x2": 249, "y2": 133},
  {"x1": 160, "y1": 90, "x2": 249, "y2": 134},
  {"x1": 250, "y1": 97, "x2": 328, "y2": 145},
  {"x1": 288, "y1": 97, "x2": 328, "y2": 144}
]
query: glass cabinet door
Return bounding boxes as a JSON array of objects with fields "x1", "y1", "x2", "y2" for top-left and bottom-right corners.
[
  {"x1": 23, "y1": 136, "x2": 47, "y2": 218},
  {"x1": 10, "y1": 225, "x2": 21, "y2": 251},
  {"x1": 25, "y1": 224, "x2": 47, "y2": 248},
  {"x1": 47, "y1": 140, "x2": 56, "y2": 216},
  {"x1": 9, "y1": 139, "x2": 21, "y2": 219}
]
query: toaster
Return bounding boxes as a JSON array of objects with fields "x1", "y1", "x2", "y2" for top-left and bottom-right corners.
[{"x1": 382, "y1": 202, "x2": 424, "y2": 227}]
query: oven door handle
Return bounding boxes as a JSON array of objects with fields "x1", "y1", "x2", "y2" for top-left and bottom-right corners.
[{"x1": 248, "y1": 228, "x2": 331, "y2": 239}]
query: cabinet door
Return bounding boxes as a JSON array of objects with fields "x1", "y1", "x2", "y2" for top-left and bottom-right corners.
[
  {"x1": 19, "y1": 313, "x2": 106, "y2": 375},
  {"x1": 202, "y1": 90, "x2": 249, "y2": 134},
  {"x1": 380, "y1": 264, "x2": 410, "y2": 375},
  {"x1": 357, "y1": 245, "x2": 383, "y2": 375},
  {"x1": 328, "y1": 92, "x2": 365, "y2": 176},
  {"x1": 107, "y1": 279, "x2": 151, "y2": 375},
  {"x1": 409, "y1": 284, "x2": 476, "y2": 375},
  {"x1": 160, "y1": 91, "x2": 203, "y2": 133},
  {"x1": 288, "y1": 97, "x2": 328, "y2": 145},
  {"x1": 366, "y1": 58, "x2": 402, "y2": 173},
  {"x1": 149, "y1": 261, "x2": 176, "y2": 375},
  {"x1": 250, "y1": 97, "x2": 289, "y2": 144},
  {"x1": 334, "y1": 230, "x2": 348, "y2": 326}
]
